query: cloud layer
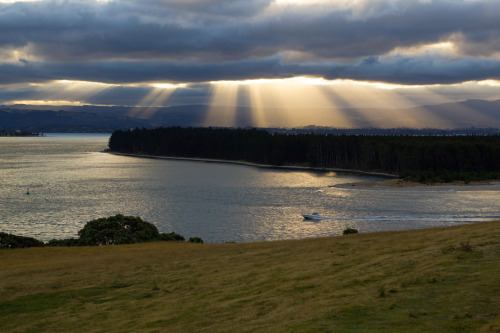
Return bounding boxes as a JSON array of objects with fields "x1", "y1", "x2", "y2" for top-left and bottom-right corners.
[{"x1": 1, "y1": 0, "x2": 500, "y2": 86}]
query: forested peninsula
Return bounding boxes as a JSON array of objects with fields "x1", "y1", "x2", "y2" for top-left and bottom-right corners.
[{"x1": 108, "y1": 127, "x2": 500, "y2": 183}]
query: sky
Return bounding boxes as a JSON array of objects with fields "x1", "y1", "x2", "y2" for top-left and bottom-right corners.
[{"x1": 1, "y1": 0, "x2": 500, "y2": 127}]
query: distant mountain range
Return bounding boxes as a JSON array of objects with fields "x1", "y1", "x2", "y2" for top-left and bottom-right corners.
[{"x1": 1, "y1": 99, "x2": 499, "y2": 133}]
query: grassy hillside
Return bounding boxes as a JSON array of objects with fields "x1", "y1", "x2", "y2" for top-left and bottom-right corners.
[{"x1": 1, "y1": 222, "x2": 500, "y2": 332}]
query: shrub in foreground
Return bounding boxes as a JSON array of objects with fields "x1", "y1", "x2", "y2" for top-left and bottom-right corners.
[
  {"x1": 343, "y1": 228, "x2": 359, "y2": 235},
  {"x1": 188, "y1": 237, "x2": 204, "y2": 243},
  {"x1": 158, "y1": 231, "x2": 185, "y2": 242},
  {"x1": 47, "y1": 238, "x2": 80, "y2": 247},
  {"x1": 0, "y1": 232, "x2": 45, "y2": 249},
  {"x1": 1, "y1": 215, "x2": 203, "y2": 248},
  {"x1": 78, "y1": 215, "x2": 160, "y2": 246}
]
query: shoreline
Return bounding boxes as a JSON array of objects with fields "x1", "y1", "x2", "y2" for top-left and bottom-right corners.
[
  {"x1": 105, "y1": 151, "x2": 399, "y2": 178},
  {"x1": 335, "y1": 178, "x2": 500, "y2": 189},
  {"x1": 105, "y1": 151, "x2": 500, "y2": 188}
]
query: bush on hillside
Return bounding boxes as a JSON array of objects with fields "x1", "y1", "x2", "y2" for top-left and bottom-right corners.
[
  {"x1": 188, "y1": 237, "x2": 204, "y2": 243},
  {"x1": 2, "y1": 215, "x2": 195, "y2": 248},
  {"x1": 47, "y1": 238, "x2": 80, "y2": 247},
  {"x1": 158, "y1": 231, "x2": 185, "y2": 242},
  {"x1": 343, "y1": 228, "x2": 359, "y2": 235},
  {"x1": 78, "y1": 214, "x2": 160, "y2": 246},
  {"x1": 0, "y1": 232, "x2": 45, "y2": 249}
]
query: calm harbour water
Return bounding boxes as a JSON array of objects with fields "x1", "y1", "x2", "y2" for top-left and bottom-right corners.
[{"x1": 1, "y1": 134, "x2": 499, "y2": 242}]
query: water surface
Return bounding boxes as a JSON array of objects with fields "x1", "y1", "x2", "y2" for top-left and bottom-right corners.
[{"x1": 1, "y1": 134, "x2": 499, "y2": 242}]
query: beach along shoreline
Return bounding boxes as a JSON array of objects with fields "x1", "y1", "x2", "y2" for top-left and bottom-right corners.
[{"x1": 105, "y1": 151, "x2": 399, "y2": 178}]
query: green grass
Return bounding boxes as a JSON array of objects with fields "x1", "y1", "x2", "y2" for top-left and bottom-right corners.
[{"x1": 1, "y1": 221, "x2": 500, "y2": 332}]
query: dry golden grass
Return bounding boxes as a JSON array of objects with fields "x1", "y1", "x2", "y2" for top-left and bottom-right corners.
[{"x1": 1, "y1": 221, "x2": 500, "y2": 332}]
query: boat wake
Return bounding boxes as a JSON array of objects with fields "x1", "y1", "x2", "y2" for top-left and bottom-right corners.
[{"x1": 304, "y1": 215, "x2": 499, "y2": 223}]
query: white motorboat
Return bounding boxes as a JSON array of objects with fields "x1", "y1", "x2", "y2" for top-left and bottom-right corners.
[{"x1": 302, "y1": 212, "x2": 324, "y2": 220}]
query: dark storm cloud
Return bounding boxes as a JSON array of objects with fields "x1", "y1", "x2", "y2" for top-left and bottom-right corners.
[
  {"x1": 0, "y1": 57, "x2": 289, "y2": 84},
  {"x1": 1, "y1": 0, "x2": 500, "y2": 85},
  {"x1": 138, "y1": 0, "x2": 273, "y2": 17},
  {"x1": 328, "y1": 56, "x2": 500, "y2": 85},
  {"x1": 0, "y1": 0, "x2": 274, "y2": 61},
  {"x1": 2, "y1": 55, "x2": 500, "y2": 86}
]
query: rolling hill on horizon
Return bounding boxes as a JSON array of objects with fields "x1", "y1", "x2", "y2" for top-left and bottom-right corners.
[{"x1": 1, "y1": 99, "x2": 500, "y2": 133}]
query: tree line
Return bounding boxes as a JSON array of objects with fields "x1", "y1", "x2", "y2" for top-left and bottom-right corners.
[{"x1": 108, "y1": 127, "x2": 500, "y2": 183}]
